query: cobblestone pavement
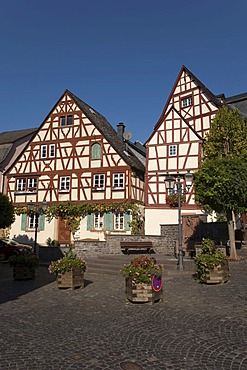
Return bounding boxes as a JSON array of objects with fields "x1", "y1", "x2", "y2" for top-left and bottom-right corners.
[{"x1": 1, "y1": 251, "x2": 247, "y2": 370}]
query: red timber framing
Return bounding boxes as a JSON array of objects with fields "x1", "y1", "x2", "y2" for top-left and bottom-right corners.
[
  {"x1": 145, "y1": 66, "x2": 221, "y2": 214},
  {"x1": 5, "y1": 90, "x2": 145, "y2": 243}
]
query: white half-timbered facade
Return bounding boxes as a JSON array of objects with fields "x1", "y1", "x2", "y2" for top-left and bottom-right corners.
[
  {"x1": 6, "y1": 90, "x2": 145, "y2": 244},
  {"x1": 145, "y1": 66, "x2": 227, "y2": 235}
]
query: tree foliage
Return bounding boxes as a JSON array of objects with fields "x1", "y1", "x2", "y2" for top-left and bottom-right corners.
[
  {"x1": 204, "y1": 106, "x2": 247, "y2": 159},
  {"x1": 194, "y1": 157, "x2": 247, "y2": 214},
  {"x1": 0, "y1": 193, "x2": 15, "y2": 229}
]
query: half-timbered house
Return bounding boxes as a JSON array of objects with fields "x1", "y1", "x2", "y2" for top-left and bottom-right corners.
[
  {"x1": 0, "y1": 128, "x2": 37, "y2": 194},
  {"x1": 5, "y1": 90, "x2": 145, "y2": 245},
  {"x1": 145, "y1": 65, "x2": 247, "y2": 241}
]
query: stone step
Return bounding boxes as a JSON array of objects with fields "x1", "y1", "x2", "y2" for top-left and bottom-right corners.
[{"x1": 85, "y1": 254, "x2": 195, "y2": 276}]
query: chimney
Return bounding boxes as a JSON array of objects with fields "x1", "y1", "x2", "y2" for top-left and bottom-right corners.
[{"x1": 117, "y1": 122, "x2": 125, "y2": 141}]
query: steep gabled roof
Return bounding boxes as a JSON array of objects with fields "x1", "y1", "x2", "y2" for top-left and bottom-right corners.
[
  {"x1": 67, "y1": 90, "x2": 145, "y2": 173},
  {"x1": 154, "y1": 66, "x2": 221, "y2": 131},
  {"x1": 225, "y1": 93, "x2": 247, "y2": 117},
  {"x1": 0, "y1": 128, "x2": 37, "y2": 166},
  {"x1": 0, "y1": 128, "x2": 37, "y2": 145}
]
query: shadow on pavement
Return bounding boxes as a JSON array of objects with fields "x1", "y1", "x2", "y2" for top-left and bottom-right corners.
[{"x1": 0, "y1": 262, "x2": 56, "y2": 305}]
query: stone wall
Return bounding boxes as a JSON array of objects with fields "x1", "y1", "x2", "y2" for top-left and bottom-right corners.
[{"x1": 74, "y1": 234, "x2": 176, "y2": 257}]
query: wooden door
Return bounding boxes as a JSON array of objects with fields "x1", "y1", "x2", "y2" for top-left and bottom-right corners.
[
  {"x1": 58, "y1": 218, "x2": 71, "y2": 244},
  {"x1": 182, "y1": 215, "x2": 202, "y2": 255}
]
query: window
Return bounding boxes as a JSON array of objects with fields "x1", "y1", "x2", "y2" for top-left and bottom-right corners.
[
  {"x1": 41, "y1": 145, "x2": 47, "y2": 158},
  {"x1": 40, "y1": 144, "x2": 55, "y2": 158},
  {"x1": 169, "y1": 145, "x2": 177, "y2": 156},
  {"x1": 16, "y1": 178, "x2": 37, "y2": 192},
  {"x1": 49, "y1": 144, "x2": 55, "y2": 157},
  {"x1": 93, "y1": 174, "x2": 105, "y2": 189},
  {"x1": 59, "y1": 176, "x2": 70, "y2": 191},
  {"x1": 16, "y1": 178, "x2": 26, "y2": 192},
  {"x1": 182, "y1": 96, "x2": 192, "y2": 108},
  {"x1": 114, "y1": 212, "x2": 124, "y2": 230},
  {"x1": 91, "y1": 143, "x2": 101, "y2": 160},
  {"x1": 93, "y1": 212, "x2": 104, "y2": 230},
  {"x1": 27, "y1": 178, "x2": 37, "y2": 192},
  {"x1": 60, "y1": 115, "x2": 73, "y2": 126},
  {"x1": 28, "y1": 214, "x2": 35, "y2": 229},
  {"x1": 113, "y1": 173, "x2": 124, "y2": 188}
]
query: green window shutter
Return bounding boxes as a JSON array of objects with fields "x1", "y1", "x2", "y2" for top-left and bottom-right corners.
[
  {"x1": 91, "y1": 143, "x2": 101, "y2": 159},
  {"x1": 39, "y1": 214, "x2": 45, "y2": 231},
  {"x1": 21, "y1": 214, "x2": 27, "y2": 231},
  {"x1": 125, "y1": 211, "x2": 131, "y2": 231},
  {"x1": 87, "y1": 213, "x2": 92, "y2": 230},
  {"x1": 105, "y1": 212, "x2": 113, "y2": 231}
]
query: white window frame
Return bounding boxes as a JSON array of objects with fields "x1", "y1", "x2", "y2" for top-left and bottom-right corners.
[
  {"x1": 93, "y1": 212, "x2": 104, "y2": 230},
  {"x1": 169, "y1": 145, "x2": 177, "y2": 156},
  {"x1": 93, "y1": 174, "x2": 105, "y2": 189},
  {"x1": 41, "y1": 145, "x2": 47, "y2": 158},
  {"x1": 113, "y1": 173, "x2": 124, "y2": 189},
  {"x1": 27, "y1": 214, "x2": 35, "y2": 230},
  {"x1": 16, "y1": 178, "x2": 26, "y2": 192},
  {"x1": 59, "y1": 176, "x2": 70, "y2": 191},
  {"x1": 49, "y1": 144, "x2": 55, "y2": 158},
  {"x1": 27, "y1": 178, "x2": 37, "y2": 192},
  {"x1": 114, "y1": 212, "x2": 124, "y2": 230},
  {"x1": 182, "y1": 96, "x2": 192, "y2": 108}
]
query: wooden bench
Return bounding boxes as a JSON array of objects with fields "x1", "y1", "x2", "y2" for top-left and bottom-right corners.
[{"x1": 120, "y1": 241, "x2": 153, "y2": 255}]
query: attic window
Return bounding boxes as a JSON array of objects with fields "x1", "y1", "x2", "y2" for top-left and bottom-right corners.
[
  {"x1": 60, "y1": 115, "x2": 73, "y2": 126},
  {"x1": 182, "y1": 96, "x2": 192, "y2": 108}
]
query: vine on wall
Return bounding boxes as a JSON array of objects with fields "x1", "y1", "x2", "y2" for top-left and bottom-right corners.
[{"x1": 15, "y1": 201, "x2": 144, "y2": 235}]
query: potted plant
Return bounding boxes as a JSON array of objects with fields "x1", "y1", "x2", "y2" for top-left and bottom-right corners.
[
  {"x1": 48, "y1": 249, "x2": 86, "y2": 289},
  {"x1": 121, "y1": 255, "x2": 163, "y2": 304},
  {"x1": 9, "y1": 251, "x2": 39, "y2": 280},
  {"x1": 194, "y1": 238, "x2": 230, "y2": 284}
]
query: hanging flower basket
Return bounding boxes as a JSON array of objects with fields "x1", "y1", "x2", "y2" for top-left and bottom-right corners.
[{"x1": 166, "y1": 194, "x2": 186, "y2": 208}]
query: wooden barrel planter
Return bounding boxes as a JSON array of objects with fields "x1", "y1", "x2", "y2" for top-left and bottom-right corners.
[
  {"x1": 13, "y1": 266, "x2": 35, "y2": 280},
  {"x1": 204, "y1": 260, "x2": 230, "y2": 284},
  {"x1": 125, "y1": 277, "x2": 163, "y2": 305},
  {"x1": 56, "y1": 268, "x2": 84, "y2": 289}
]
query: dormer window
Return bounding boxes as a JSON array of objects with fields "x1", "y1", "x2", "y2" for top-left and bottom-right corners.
[
  {"x1": 182, "y1": 96, "x2": 192, "y2": 108},
  {"x1": 60, "y1": 115, "x2": 73, "y2": 126}
]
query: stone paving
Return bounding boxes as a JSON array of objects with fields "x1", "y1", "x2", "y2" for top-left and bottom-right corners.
[{"x1": 1, "y1": 251, "x2": 247, "y2": 370}]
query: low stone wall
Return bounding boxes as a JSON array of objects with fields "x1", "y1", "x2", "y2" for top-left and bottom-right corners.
[{"x1": 74, "y1": 235, "x2": 176, "y2": 256}]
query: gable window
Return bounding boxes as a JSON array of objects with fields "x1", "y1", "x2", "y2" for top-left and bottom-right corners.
[
  {"x1": 60, "y1": 115, "x2": 73, "y2": 126},
  {"x1": 114, "y1": 212, "x2": 124, "y2": 230},
  {"x1": 182, "y1": 96, "x2": 192, "y2": 108},
  {"x1": 169, "y1": 145, "x2": 177, "y2": 156},
  {"x1": 93, "y1": 212, "x2": 104, "y2": 230},
  {"x1": 113, "y1": 173, "x2": 124, "y2": 188},
  {"x1": 91, "y1": 143, "x2": 101, "y2": 160},
  {"x1": 59, "y1": 176, "x2": 70, "y2": 191},
  {"x1": 93, "y1": 174, "x2": 105, "y2": 189},
  {"x1": 16, "y1": 177, "x2": 38, "y2": 193},
  {"x1": 41, "y1": 145, "x2": 47, "y2": 158},
  {"x1": 49, "y1": 144, "x2": 55, "y2": 157}
]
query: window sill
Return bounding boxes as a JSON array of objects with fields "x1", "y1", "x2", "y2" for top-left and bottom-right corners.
[
  {"x1": 14, "y1": 191, "x2": 37, "y2": 195},
  {"x1": 112, "y1": 187, "x2": 124, "y2": 191},
  {"x1": 92, "y1": 187, "x2": 105, "y2": 191}
]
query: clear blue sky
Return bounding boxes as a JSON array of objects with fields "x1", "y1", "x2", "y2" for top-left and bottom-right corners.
[{"x1": 1, "y1": 0, "x2": 247, "y2": 144}]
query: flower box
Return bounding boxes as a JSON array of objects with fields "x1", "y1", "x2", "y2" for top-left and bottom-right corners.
[
  {"x1": 56, "y1": 267, "x2": 84, "y2": 289},
  {"x1": 13, "y1": 266, "x2": 35, "y2": 280},
  {"x1": 125, "y1": 277, "x2": 163, "y2": 305},
  {"x1": 204, "y1": 260, "x2": 229, "y2": 284}
]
